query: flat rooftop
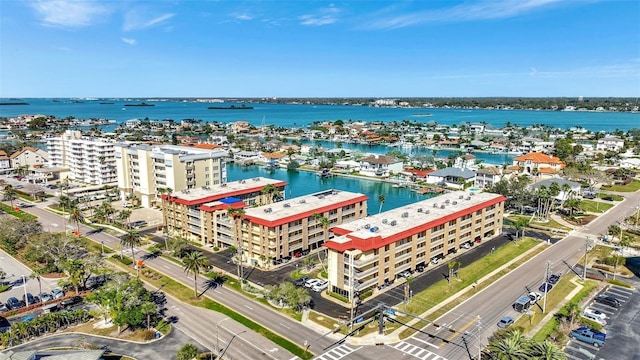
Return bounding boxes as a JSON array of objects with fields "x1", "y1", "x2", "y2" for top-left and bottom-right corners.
[
  {"x1": 243, "y1": 189, "x2": 368, "y2": 226},
  {"x1": 169, "y1": 177, "x2": 286, "y2": 205},
  {"x1": 329, "y1": 191, "x2": 505, "y2": 246}
]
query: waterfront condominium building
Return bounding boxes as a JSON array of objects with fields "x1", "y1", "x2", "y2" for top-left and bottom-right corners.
[
  {"x1": 116, "y1": 143, "x2": 228, "y2": 208},
  {"x1": 324, "y1": 191, "x2": 506, "y2": 299},
  {"x1": 237, "y1": 189, "x2": 368, "y2": 267},
  {"x1": 46, "y1": 130, "x2": 116, "y2": 184},
  {"x1": 162, "y1": 177, "x2": 287, "y2": 246}
]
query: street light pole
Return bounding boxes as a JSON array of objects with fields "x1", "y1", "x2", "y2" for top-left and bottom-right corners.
[
  {"x1": 582, "y1": 236, "x2": 590, "y2": 281},
  {"x1": 22, "y1": 275, "x2": 28, "y2": 307},
  {"x1": 216, "y1": 317, "x2": 230, "y2": 357},
  {"x1": 101, "y1": 241, "x2": 104, "y2": 256}
]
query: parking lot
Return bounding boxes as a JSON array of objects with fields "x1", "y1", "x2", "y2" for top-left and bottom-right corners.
[
  {"x1": 0, "y1": 250, "x2": 62, "y2": 314},
  {"x1": 565, "y1": 284, "x2": 637, "y2": 360}
]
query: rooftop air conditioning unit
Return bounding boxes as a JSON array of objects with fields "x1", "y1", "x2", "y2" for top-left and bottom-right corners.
[
  {"x1": 440, "y1": 205, "x2": 446, "y2": 209},
  {"x1": 452, "y1": 201, "x2": 458, "y2": 205},
  {"x1": 433, "y1": 203, "x2": 438, "y2": 208},
  {"x1": 299, "y1": 199, "x2": 306, "y2": 204},
  {"x1": 382, "y1": 219, "x2": 388, "y2": 224},
  {"x1": 445, "y1": 199, "x2": 451, "y2": 204},
  {"x1": 390, "y1": 220, "x2": 397, "y2": 226},
  {"x1": 425, "y1": 210, "x2": 430, "y2": 214},
  {"x1": 318, "y1": 195, "x2": 325, "y2": 199},
  {"x1": 459, "y1": 195, "x2": 464, "y2": 199},
  {"x1": 417, "y1": 208, "x2": 423, "y2": 213},
  {"x1": 466, "y1": 197, "x2": 471, "y2": 200},
  {"x1": 364, "y1": 224, "x2": 371, "y2": 229},
  {"x1": 402, "y1": 212, "x2": 409, "y2": 218},
  {"x1": 283, "y1": 203, "x2": 291, "y2": 208}
]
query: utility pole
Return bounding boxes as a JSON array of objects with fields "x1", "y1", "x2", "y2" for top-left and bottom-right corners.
[
  {"x1": 543, "y1": 261, "x2": 550, "y2": 314},
  {"x1": 582, "y1": 236, "x2": 591, "y2": 281}
]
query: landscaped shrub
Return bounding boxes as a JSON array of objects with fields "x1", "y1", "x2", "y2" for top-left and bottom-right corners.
[{"x1": 112, "y1": 254, "x2": 133, "y2": 265}]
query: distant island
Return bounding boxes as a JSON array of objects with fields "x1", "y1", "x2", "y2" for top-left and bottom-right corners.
[
  {"x1": 99, "y1": 102, "x2": 115, "y2": 105},
  {"x1": 124, "y1": 102, "x2": 155, "y2": 107},
  {"x1": 208, "y1": 104, "x2": 253, "y2": 110},
  {"x1": 0, "y1": 101, "x2": 29, "y2": 106}
]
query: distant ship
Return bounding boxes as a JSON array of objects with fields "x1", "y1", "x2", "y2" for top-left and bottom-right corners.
[
  {"x1": 208, "y1": 104, "x2": 253, "y2": 110},
  {"x1": 99, "y1": 102, "x2": 115, "y2": 105},
  {"x1": 124, "y1": 102, "x2": 155, "y2": 107}
]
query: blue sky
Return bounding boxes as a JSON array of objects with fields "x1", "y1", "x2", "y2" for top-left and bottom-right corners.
[{"x1": 1, "y1": 0, "x2": 639, "y2": 98}]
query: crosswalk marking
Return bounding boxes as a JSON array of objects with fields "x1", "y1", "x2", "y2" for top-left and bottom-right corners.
[
  {"x1": 390, "y1": 341, "x2": 448, "y2": 360},
  {"x1": 313, "y1": 344, "x2": 362, "y2": 360}
]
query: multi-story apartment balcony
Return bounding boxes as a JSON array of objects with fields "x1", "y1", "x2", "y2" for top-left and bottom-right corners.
[
  {"x1": 352, "y1": 264, "x2": 377, "y2": 279},
  {"x1": 188, "y1": 208, "x2": 200, "y2": 217},
  {"x1": 352, "y1": 255, "x2": 376, "y2": 268},
  {"x1": 188, "y1": 225, "x2": 200, "y2": 233},
  {"x1": 395, "y1": 251, "x2": 412, "y2": 263},
  {"x1": 187, "y1": 216, "x2": 200, "y2": 225},
  {"x1": 396, "y1": 241, "x2": 412, "y2": 252},
  {"x1": 185, "y1": 164, "x2": 195, "y2": 170}
]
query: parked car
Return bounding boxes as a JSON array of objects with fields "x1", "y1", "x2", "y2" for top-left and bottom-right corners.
[
  {"x1": 602, "y1": 196, "x2": 614, "y2": 201},
  {"x1": 528, "y1": 291, "x2": 542, "y2": 304},
  {"x1": 570, "y1": 327, "x2": 606, "y2": 347},
  {"x1": 6, "y1": 297, "x2": 24, "y2": 310},
  {"x1": 594, "y1": 295, "x2": 620, "y2": 308},
  {"x1": 39, "y1": 292, "x2": 53, "y2": 302},
  {"x1": 122, "y1": 201, "x2": 132, "y2": 208},
  {"x1": 130, "y1": 220, "x2": 148, "y2": 228},
  {"x1": 539, "y1": 283, "x2": 553, "y2": 293},
  {"x1": 460, "y1": 242, "x2": 471, "y2": 249},
  {"x1": 582, "y1": 312, "x2": 607, "y2": 326},
  {"x1": 584, "y1": 308, "x2": 607, "y2": 321},
  {"x1": 304, "y1": 279, "x2": 321, "y2": 288},
  {"x1": 547, "y1": 274, "x2": 561, "y2": 284},
  {"x1": 311, "y1": 280, "x2": 329, "y2": 293},
  {"x1": 398, "y1": 270, "x2": 412, "y2": 278},
  {"x1": 431, "y1": 257, "x2": 440, "y2": 265},
  {"x1": 51, "y1": 288, "x2": 65, "y2": 299},
  {"x1": 60, "y1": 296, "x2": 82, "y2": 308},
  {"x1": 497, "y1": 316, "x2": 514, "y2": 328},
  {"x1": 294, "y1": 277, "x2": 311, "y2": 287},
  {"x1": 22, "y1": 293, "x2": 35, "y2": 305},
  {"x1": 0, "y1": 304, "x2": 9, "y2": 313},
  {"x1": 415, "y1": 264, "x2": 426, "y2": 272}
]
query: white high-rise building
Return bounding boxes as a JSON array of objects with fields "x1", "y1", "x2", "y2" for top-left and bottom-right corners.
[
  {"x1": 46, "y1": 130, "x2": 117, "y2": 185},
  {"x1": 115, "y1": 143, "x2": 228, "y2": 208}
]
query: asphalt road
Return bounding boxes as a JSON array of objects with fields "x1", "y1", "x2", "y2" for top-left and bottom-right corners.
[{"x1": 398, "y1": 189, "x2": 640, "y2": 360}]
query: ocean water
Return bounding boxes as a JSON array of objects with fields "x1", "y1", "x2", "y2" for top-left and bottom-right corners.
[
  {"x1": 1, "y1": 98, "x2": 638, "y2": 132},
  {"x1": 227, "y1": 163, "x2": 435, "y2": 212}
]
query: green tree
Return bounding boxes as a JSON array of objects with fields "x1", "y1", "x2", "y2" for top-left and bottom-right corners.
[
  {"x1": 378, "y1": 194, "x2": 386, "y2": 214},
  {"x1": 177, "y1": 343, "x2": 199, "y2": 360},
  {"x1": 182, "y1": 250, "x2": 210, "y2": 298},
  {"x1": 226, "y1": 207, "x2": 246, "y2": 281},
  {"x1": 120, "y1": 230, "x2": 142, "y2": 277},
  {"x1": 3, "y1": 185, "x2": 17, "y2": 209},
  {"x1": 68, "y1": 206, "x2": 85, "y2": 234}
]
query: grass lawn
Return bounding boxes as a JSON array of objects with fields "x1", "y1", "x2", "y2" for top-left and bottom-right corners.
[
  {"x1": 107, "y1": 259, "x2": 313, "y2": 359},
  {"x1": 601, "y1": 179, "x2": 640, "y2": 192},
  {"x1": 532, "y1": 279, "x2": 598, "y2": 342},
  {"x1": 0, "y1": 203, "x2": 37, "y2": 221},
  {"x1": 530, "y1": 218, "x2": 572, "y2": 231},
  {"x1": 579, "y1": 200, "x2": 614, "y2": 213},
  {"x1": 344, "y1": 237, "x2": 543, "y2": 339}
]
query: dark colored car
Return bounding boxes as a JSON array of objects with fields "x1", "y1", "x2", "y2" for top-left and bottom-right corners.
[
  {"x1": 594, "y1": 295, "x2": 621, "y2": 308},
  {"x1": 547, "y1": 274, "x2": 561, "y2": 284},
  {"x1": 539, "y1": 283, "x2": 553, "y2": 293},
  {"x1": 6, "y1": 297, "x2": 25, "y2": 310},
  {"x1": 60, "y1": 296, "x2": 83, "y2": 308},
  {"x1": 602, "y1": 196, "x2": 614, "y2": 201},
  {"x1": 22, "y1": 293, "x2": 36, "y2": 305},
  {"x1": 294, "y1": 277, "x2": 311, "y2": 287}
]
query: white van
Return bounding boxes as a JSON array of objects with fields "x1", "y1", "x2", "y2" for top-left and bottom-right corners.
[{"x1": 582, "y1": 312, "x2": 607, "y2": 326}]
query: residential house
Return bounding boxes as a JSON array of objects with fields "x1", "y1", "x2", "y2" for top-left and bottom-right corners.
[
  {"x1": 512, "y1": 152, "x2": 565, "y2": 175},
  {"x1": 359, "y1": 154, "x2": 403, "y2": 177},
  {"x1": 596, "y1": 137, "x2": 625, "y2": 152},
  {"x1": 10, "y1": 146, "x2": 49, "y2": 169},
  {"x1": 426, "y1": 167, "x2": 476, "y2": 189}
]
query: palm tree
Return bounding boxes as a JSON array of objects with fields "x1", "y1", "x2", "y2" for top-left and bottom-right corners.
[
  {"x1": 68, "y1": 206, "x2": 84, "y2": 235},
  {"x1": 120, "y1": 229, "x2": 142, "y2": 277},
  {"x1": 528, "y1": 340, "x2": 567, "y2": 360},
  {"x1": 378, "y1": 194, "x2": 386, "y2": 214},
  {"x1": 30, "y1": 269, "x2": 45, "y2": 300},
  {"x1": 3, "y1": 185, "x2": 17, "y2": 208},
  {"x1": 140, "y1": 302, "x2": 157, "y2": 330},
  {"x1": 447, "y1": 261, "x2": 462, "y2": 285},
  {"x1": 311, "y1": 213, "x2": 330, "y2": 273},
  {"x1": 487, "y1": 329, "x2": 530, "y2": 360},
  {"x1": 227, "y1": 207, "x2": 246, "y2": 281},
  {"x1": 183, "y1": 250, "x2": 210, "y2": 298}
]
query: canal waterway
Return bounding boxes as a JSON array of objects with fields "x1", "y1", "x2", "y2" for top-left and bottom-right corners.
[{"x1": 227, "y1": 163, "x2": 436, "y2": 213}]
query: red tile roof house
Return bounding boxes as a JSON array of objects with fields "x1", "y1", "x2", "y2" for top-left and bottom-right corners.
[{"x1": 512, "y1": 152, "x2": 565, "y2": 175}]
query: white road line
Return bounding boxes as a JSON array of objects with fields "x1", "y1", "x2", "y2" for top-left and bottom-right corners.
[
  {"x1": 244, "y1": 304, "x2": 253, "y2": 310},
  {"x1": 279, "y1": 322, "x2": 291, "y2": 330},
  {"x1": 412, "y1": 336, "x2": 440, "y2": 349}
]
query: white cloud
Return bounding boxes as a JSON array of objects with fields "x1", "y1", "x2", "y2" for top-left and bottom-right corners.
[
  {"x1": 299, "y1": 4, "x2": 340, "y2": 26},
  {"x1": 30, "y1": 0, "x2": 108, "y2": 28},
  {"x1": 121, "y1": 37, "x2": 137, "y2": 45},
  {"x1": 235, "y1": 14, "x2": 253, "y2": 21},
  {"x1": 123, "y1": 10, "x2": 175, "y2": 32},
  {"x1": 363, "y1": 0, "x2": 572, "y2": 30}
]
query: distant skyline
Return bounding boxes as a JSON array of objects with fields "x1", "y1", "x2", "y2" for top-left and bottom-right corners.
[{"x1": 1, "y1": 0, "x2": 639, "y2": 98}]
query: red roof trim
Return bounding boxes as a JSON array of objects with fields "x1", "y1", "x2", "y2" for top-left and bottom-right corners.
[
  {"x1": 325, "y1": 195, "x2": 506, "y2": 252},
  {"x1": 198, "y1": 201, "x2": 246, "y2": 212},
  {"x1": 244, "y1": 195, "x2": 368, "y2": 227},
  {"x1": 163, "y1": 181, "x2": 287, "y2": 206}
]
